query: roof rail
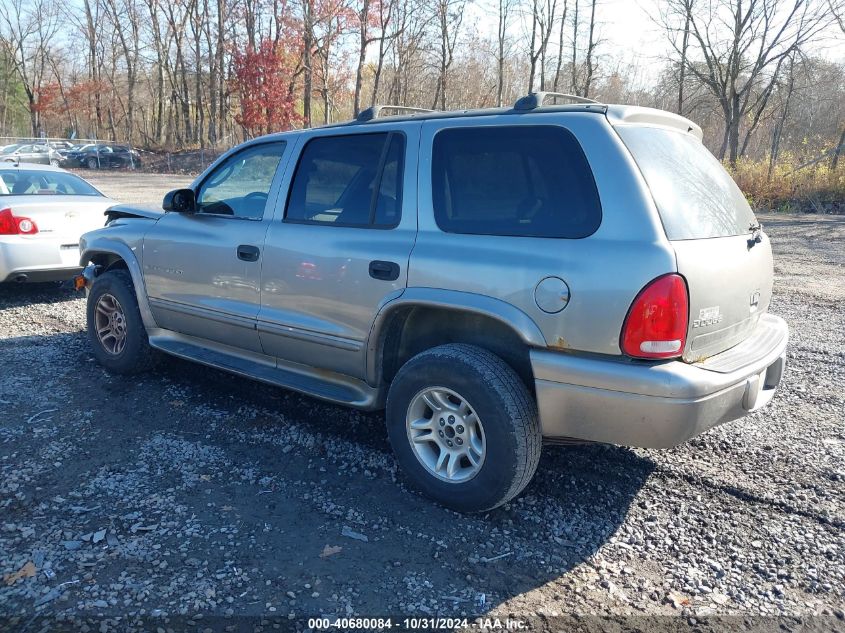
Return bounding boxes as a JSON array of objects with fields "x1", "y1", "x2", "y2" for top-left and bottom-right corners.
[
  {"x1": 514, "y1": 92, "x2": 600, "y2": 111},
  {"x1": 356, "y1": 105, "x2": 435, "y2": 122}
]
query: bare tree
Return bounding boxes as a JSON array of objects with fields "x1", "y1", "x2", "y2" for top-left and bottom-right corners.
[
  {"x1": 371, "y1": 0, "x2": 400, "y2": 106},
  {"x1": 569, "y1": 0, "x2": 577, "y2": 91},
  {"x1": 431, "y1": 0, "x2": 465, "y2": 109},
  {"x1": 496, "y1": 0, "x2": 517, "y2": 104},
  {"x1": 660, "y1": 0, "x2": 833, "y2": 166},
  {"x1": 677, "y1": 2, "x2": 690, "y2": 114},
  {"x1": 581, "y1": 0, "x2": 597, "y2": 96},
  {"x1": 526, "y1": 0, "x2": 558, "y2": 92},
  {"x1": 767, "y1": 51, "x2": 799, "y2": 178},
  {"x1": 103, "y1": 0, "x2": 142, "y2": 142},
  {"x1": 551, "y1": 0, "x2": 568, "y2": 91},
  {"x1": 0, "y1": 0, "x2": 62, "y2": 136}
]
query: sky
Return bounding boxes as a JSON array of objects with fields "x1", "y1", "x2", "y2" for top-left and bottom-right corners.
[{"x1": 466, "y1": 0, "x2": 845, "y2": 85}]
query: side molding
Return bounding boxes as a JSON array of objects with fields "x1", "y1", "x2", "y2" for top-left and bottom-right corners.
[{"x1": 365, "y1": 288, "x2": 548, "y2": 385}]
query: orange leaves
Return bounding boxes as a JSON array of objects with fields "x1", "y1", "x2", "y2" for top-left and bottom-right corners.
[{"x1": 232, "y1": 39, "x2": 303, "y2": 136}]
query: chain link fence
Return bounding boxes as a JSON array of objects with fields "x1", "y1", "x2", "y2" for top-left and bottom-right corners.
[{"x1": 0, "y1": 136, "x2": 227, "y2": 175}]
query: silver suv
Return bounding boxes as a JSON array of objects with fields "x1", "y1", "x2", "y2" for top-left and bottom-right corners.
[{"x1": 77, "y1": 93, "x2": 788, "y2": 513}]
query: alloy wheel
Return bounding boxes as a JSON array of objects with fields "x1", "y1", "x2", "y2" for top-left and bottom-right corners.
[
  {"x1": 405, "y1": 387, "x2": 486, "y2": 483},
  {"x1": 94, "y1": 293, "x2": 128, "y2": 355}
]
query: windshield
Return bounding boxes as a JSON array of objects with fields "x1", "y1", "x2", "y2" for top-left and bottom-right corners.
[
  {"x1": 0, "y1": 169, "x2": 103, "y2": 196},
  {"x1": 616, "y1": 126, "x2": 757, "y2": 240},
  {"x1": 1, "y1": 145, "x2": 20, "y2": 155}
]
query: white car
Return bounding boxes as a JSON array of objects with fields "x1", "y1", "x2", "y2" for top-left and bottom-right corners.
[{"x1": 0, "y1": 163, "x2": 117, "y2": 283}]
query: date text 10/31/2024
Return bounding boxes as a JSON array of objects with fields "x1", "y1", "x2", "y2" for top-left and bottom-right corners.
[{"x1": 307, "y1": 617, "x2": 530, "y2": 630}]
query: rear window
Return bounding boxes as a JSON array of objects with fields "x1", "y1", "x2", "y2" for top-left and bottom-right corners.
[
  {"x1": 616, "y1": 127, "x2": 757, "y2": 240},
  {"x1": 431, "y1": 126, "x2": 601, "y2": 238},
  {"x1": 0, "y1": 169, "x2": 102, "y2": 196}
]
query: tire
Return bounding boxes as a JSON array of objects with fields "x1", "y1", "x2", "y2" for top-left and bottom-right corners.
[
  {"x1": 86, "y1": 157, "x2": 98, "y2": 169},
  {"x1": 386, "y1": 344, "x2": 541, "y2": 513},
  {"x1": 86, "y1": 269, "x2": 156, "y2": 374}
]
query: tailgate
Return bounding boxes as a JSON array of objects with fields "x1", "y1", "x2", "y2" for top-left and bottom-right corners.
[
  {"x1": 613, "y1": 123, "x2": 771, "y2": 361},
  {"x1": 674, "y1": 233, "x2": 773, "y2": 361}
]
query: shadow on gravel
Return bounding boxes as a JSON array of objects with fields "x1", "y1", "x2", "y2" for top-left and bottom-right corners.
[
  {"x1": 143, "y1": 355, "x2": 655, "y2": 612},
  {"x1": 1, "y1": 329, "x2": 654, "y2": 617},
  {"x1": 0, "y1": 281, "x2": 79, "y2": 307}
]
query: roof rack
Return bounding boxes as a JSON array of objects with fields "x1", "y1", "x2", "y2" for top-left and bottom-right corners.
[
  {"x1": 514, "y1": 92, "x2": 600, "y2": 111},
  {"x1": 356, "y1": 105, "x2": 435, "y2": 122}
]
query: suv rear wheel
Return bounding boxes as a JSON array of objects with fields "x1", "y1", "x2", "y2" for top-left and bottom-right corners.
[
  {"x1": 386, "y1": 344, "x2": 541, "y2": 512},
  {"x1": 86, "y1": 269, "x2": 156, "y2": 374}
]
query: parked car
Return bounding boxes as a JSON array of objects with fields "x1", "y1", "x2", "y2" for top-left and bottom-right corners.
[
  {"x1": 58, "y1": 143, "x2": 95, "y2": 162},
  {"x1": 0, "y1": 143, "x2": 63, "y2": 166},
  {"x1": 0, "y1": 163, "x2": 116, "y2": 282},
  {"x1": 76, "y1": 93, "x2": 788, "y2": 513},
  {"x1": 48, "y1": 140, "x2": 75, "y2": 152},
  {"x1": 63, "y1": 143, "x2": 141, "y2": 169}
]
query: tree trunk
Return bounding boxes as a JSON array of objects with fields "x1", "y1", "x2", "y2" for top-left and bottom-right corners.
[
  {"x1": 353, "y1": 0, "x2": 370, "y2": 116},
  {"x1": 303, "y1": 0, "x2": 313, "y2": 128},
  {"x1": 582, "y1": 0, "x2": 596, "y2": 97},
  {"x1": 552, "y1": 0, "x2": 567, "y2": 91},
  {"x1": 678, "y1": 8, "x2": 689, "y2": 115},
  {"x1": 217, "y1": 0, "x2": 226, "y2": 142},
  {"x1": 570, "y1": 0, "x2": 578, "y2": 94},
  {"x1": 831, "y1": 128, "x2": 845, "y2": 170},
  {"x1": 83, "y1": 0, "x2": 102, "y2": 137},
  {"x1": 497, "y1": 0, "x2": 506, "y2": 104},
  {"x1": 527, "y1": 0, "x2": 538, "y2": 93}
]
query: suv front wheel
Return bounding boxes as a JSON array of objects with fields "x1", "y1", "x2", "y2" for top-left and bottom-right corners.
[
  {"x1": 386, "y1": 344, "x2": 541, "y2": 512},
  {"x1": 86, "y1": 269, "x2": 156, "y2": 374}
]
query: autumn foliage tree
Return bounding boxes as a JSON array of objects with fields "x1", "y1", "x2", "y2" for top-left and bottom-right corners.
[{"x1": 232, "y1": 39, "x2": 302, "y2": 137}]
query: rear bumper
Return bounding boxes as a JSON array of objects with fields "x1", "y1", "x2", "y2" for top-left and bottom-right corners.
[
  {"x1": 531, "y1": 313, "x2": 789, "y2": 448},
  {"x1": 0, "y1": 236, "x2": 82, "y2": 282}
]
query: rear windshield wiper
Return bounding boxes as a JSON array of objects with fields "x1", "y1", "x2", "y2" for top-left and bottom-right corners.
[{"x1": 748, "y1": 222, "x2": 763, "y2": 247}]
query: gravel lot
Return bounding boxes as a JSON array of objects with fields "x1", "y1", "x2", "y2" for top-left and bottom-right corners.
[{"x1": 0, "y1": 172, "x2": 843, "y2": 630}]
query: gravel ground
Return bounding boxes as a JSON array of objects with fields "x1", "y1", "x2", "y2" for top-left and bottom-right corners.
[
  {"x1": 0, "y1": 172, "x2": 843, "y2": 631},
  {"x1": 80, "y1": 170, "x2": 194, "y2": 205}
]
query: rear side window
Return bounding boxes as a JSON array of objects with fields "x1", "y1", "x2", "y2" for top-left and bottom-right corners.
[
  {"x1": 286, "y1": 132, "x2": 404, "y2": 228},
  {"x1": 617, "y1": 127, "x2": 757, "y2": 240},
  {"x1": 431, "y1": 126, "x2": 601, "y2": 238}
]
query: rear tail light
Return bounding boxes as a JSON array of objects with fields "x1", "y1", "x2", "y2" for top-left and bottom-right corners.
[
  {"x1": 621, "y1": 273, "x2": 689, "y2": 359},
  {"x1": 0, "y1": 208, "x2": 39, "y2": 235}
]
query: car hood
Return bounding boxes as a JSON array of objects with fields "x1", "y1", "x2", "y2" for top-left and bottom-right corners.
[{"x1": 105, "y1": 203, "x2": 166, "y2": 222}]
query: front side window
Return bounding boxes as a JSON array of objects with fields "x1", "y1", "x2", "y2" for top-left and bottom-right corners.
[
  {"x1": 0, "y1": 169, "x2": 103, "y2": 196},
  {"x1": 286, "y1": 132, "x2": 404, "y2": 228},
  {"x1": 196, "y1": 142, "x2": 287, "y2": 219},
  {"x1": 431, "y1": 125, "x2": 601, "y2": 238}
]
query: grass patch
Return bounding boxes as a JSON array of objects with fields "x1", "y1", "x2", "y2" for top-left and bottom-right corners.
[{"x1": 730, "y1": 153, "x2": 845, "y2": 214}]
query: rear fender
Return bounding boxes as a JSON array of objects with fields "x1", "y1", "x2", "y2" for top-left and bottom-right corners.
[{"x1": 366, "y1": 288, "x2": 547, "y2": 385}]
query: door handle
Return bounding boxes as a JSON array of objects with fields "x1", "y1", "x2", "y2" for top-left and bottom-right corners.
[
  {"x1": 369, "y1": 260, "x2": 400, "y2": 281},
  {"x1": 237, "y1": 244, "x2": 260, "y2": 262}
]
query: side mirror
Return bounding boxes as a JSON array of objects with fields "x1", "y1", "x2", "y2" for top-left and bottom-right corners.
[{"x1": 163, "y1": 188, "x2": 196, "y2": 213}]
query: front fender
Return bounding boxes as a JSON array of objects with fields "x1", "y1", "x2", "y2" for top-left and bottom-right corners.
[{"x1": 79, "y1": 232, "x2": 157, "y2": 330}]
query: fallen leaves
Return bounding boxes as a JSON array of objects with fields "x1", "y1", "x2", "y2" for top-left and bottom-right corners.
[
  {"x1": 320, "y1": 545, "x2": 342, "y2": 558},
  {"x1": 4, "y1": 561, "x2": 36, "y2": 586}
]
